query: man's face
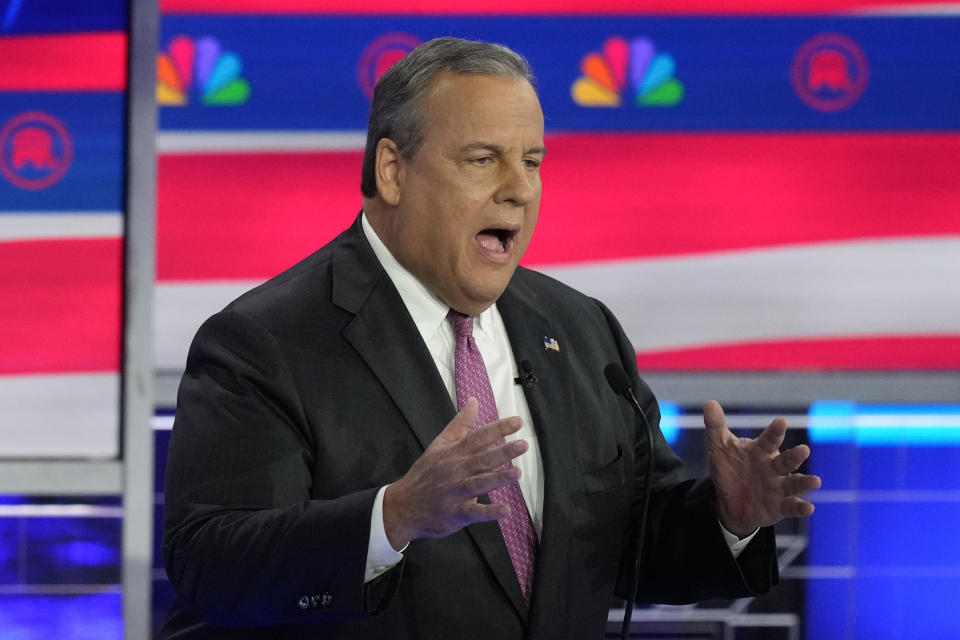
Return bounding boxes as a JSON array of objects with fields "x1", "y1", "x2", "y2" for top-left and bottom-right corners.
[{"x1": 385, "y1": 72, "x2": 545, "y2": 315}]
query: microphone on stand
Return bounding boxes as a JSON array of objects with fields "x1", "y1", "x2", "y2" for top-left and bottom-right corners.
[{"x1": 604, "y1": 363, "x2": 655, "y2": 640}]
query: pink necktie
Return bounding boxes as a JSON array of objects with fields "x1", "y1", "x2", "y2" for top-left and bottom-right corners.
[{"x1": 447, "y1": 309, "x2": 538, "y2": 602}]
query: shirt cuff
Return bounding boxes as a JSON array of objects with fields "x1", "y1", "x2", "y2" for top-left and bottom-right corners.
[
  {"x1": 365, "y1": 485, "x2": 406, "y2": 584},
  {"x1": 718, "y1": 520, "x2": 759, "y2": 559}
]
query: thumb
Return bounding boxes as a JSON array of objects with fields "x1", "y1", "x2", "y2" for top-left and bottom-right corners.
[
  {"x1": 440, "y1": 397, "x2": 478, "y2": 443},
  {"x1": 702, "y1": 400, "x2": 731, "y2": 445}
]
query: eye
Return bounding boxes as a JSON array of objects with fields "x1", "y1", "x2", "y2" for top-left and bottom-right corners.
[
  {"x1": 524, "y1": 157, "x2": 542, "y2": 169},
  {"x1": 470, "y1": 156, "x2": 493, "y2": 166}
]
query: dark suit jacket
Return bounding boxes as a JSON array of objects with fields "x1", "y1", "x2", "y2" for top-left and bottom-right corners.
[{"x1": 160, "y1": 217, "x2": 778, "y2": 639}]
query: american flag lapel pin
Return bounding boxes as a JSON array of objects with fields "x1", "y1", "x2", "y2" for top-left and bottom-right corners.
[{"x1": 543, "y1": 336, "x2": 560, "y2": 352}]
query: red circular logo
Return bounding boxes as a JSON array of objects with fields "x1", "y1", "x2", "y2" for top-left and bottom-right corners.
[
  {"x1": 357, "y1": 32, "x2": 423, "y2": 100},
  {"x1": 791, "y1": 33, "x2": 869, "y2": 113},
  {"x1": 0, "y1": 111, "x2": 74, "y2": 190}
]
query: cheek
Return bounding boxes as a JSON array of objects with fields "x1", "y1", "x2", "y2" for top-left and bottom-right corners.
[
  {"x1": 526, "y1": 202, "x2": 540, "y2": 228},
  {"x1": 429, "y1": 216, "x2": 470, "y2": 270},
  {"x1": 520, "y1": 206, "x2": 540, "y2": 244}
]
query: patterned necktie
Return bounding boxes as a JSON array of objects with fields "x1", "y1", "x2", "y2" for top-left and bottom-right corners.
[{"x1": 447, "y1": 309, "x2": 538, "y2": 602}]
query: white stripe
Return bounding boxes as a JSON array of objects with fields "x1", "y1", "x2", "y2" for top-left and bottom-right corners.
[
  {"x1": 0, "y1": 585, "x2": 122, "y2": 595},
  {"x1": 153, "y1": 238, "x2": 960, "y2": 370},
  {"x1": 541, "y1": 237, "x2": 960, "y2": 353},
  {"x1": 782, "y1": 566, "x2": 856, "y2": 579},
  {"x1": 155, "y1": 280, "x2": 264, "y2": 370},
  {"x1": 157, "y1": 130, "x2": 367, "y2": 154},
  {"x1": 853, "y1": 414, "x2": 960, "y2": 427},
  {"x1": 152, "y1": 415, "x2": 175, "y2": 430},
  {"x1": 855, "y1": 2, "x2": 960, "y2": 14},
  {"x1": 0, "y1": 504, "x2": 123, "y2": 517},
  {"x1": 672, "y1": 414, "x2": 809, "y2": 428},
  {"x1": 609, "y1": 608, "x2": 798, "y2": 626},
  {"x1": 0, "y1": 372, "x2": 119, "y2": 457},
  {"x1": 856, "y1": 566, "x2": 960, "y2": 577},
  {"x1": 0, "y1": 213, "x2": 122, "y2": 241},
  {"x1": 813, "y1": 490, "x2": 960, "y2": 502}
]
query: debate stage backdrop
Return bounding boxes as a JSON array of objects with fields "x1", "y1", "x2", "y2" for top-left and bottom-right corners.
[
  {"x1": 149, "y1": 5, "x2": 960, "y2": 377},
  {"x1": 1, "y1": 1, "x2": 959, "y2": 638}
]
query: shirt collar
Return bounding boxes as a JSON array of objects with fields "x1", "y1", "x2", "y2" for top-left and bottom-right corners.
[{"x1": 361, "y1": 212, "x2": 498, "y2": 342}]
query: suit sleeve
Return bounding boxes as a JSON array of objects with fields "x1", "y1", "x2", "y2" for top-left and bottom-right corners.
[
  {"x1": 591, "y1": 299, "x2": 779, "y2": 604},
  {"x1": 163, "y1": 309, "x2": 401, "y2": 627}
]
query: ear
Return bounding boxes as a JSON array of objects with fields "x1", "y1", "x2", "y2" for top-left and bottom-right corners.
[{"x1": 375, "y1": 138, "x2": 402, "y2": 206}]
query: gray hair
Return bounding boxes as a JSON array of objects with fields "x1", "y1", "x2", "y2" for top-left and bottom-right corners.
[{"x1": 359, "y1": 37, "x2": 535, "y2": 198}]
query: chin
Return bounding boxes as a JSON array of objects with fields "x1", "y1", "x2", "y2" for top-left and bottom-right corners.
[
  {"x1": 472, "y1": 285, "x2": 511, "y2": 309},
  {"x1": 452, "y1": 266, "x2": 518, "y2": 311}
]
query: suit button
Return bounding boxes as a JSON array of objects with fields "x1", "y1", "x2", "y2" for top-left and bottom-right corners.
[
  {"x1": 297, "y1": 595, "x2": 310, "y2": 610},
  {"x1": 309, "y1": 594, "x2": 321, "y2": 608},
  {"x1": 321, "y1": 593, "x2": 333, "y2": 608}
]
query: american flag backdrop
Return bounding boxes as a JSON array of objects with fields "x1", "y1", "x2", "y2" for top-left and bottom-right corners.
[
  {"x1": 152, "y1": 1, "x2": 960, "y2": 374},
  {"x1": 2, "y1": 0, "x2": 959, "y2": 455},
  {"x1": 0, "y1": 0, "x2": 127, "y2": 456}
]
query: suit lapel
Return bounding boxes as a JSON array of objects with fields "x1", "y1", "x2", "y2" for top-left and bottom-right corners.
[
  {"x1": 333, "y1": 218, "x2": 455, "y2": 451},
  {"x1": 331, "y1": 219, "x2": 530, "y2": 623},
  {"x1": 497, "y1": 274, "x2": 578, "y2": 635}
]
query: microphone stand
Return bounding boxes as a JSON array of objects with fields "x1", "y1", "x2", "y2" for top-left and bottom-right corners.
[{"x1": 604, "y1": 364, "x2": 655, "y2": 640}]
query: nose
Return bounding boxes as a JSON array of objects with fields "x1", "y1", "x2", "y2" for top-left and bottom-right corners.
[{"x1": 493, "y1": 159, "x2": 538, "y2": 207}]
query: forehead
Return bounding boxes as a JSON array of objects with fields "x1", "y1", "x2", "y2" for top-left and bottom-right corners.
[{"x1": 420, "y1": 72, "x2": 544, "y2": 145}]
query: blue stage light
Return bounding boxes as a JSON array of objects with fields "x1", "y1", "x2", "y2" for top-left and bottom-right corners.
[{"x1": 809, "y1": 402, "x2": 960, "y2": 446}]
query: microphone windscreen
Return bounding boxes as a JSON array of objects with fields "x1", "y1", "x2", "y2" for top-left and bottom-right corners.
[{"x1": 603, "y1": 363, "x2": 632, "y2": 396}]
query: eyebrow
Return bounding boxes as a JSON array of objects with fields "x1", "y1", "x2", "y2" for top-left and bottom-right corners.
[{"x1": 460, "y1": 142, "x2": 547, "y2": 156}]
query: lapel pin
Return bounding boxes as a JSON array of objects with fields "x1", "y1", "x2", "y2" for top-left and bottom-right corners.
[{"x1": 543, "y1": 336, "x2": 560, "y2": 352}]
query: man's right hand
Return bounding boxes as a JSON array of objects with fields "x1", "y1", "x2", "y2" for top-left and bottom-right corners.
[{"x1": 382, "y1": 397, "x2": 528, "y2": 551}]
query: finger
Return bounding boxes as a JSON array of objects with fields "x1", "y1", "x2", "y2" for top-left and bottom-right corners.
[
  {"x1": 462, "y1": 415, "x2": 523, "y2": 451},
  {"x1": 702, "y1": 400, "x2": 726, "y2": 433},
  {"x1": 781, "y1": 495, "x2": 815, "y2": 518},
  {"x1": 773, "y1": 443, "x2": 811, "y2": 475},
  {"x1": 785, "y1": 473, "x2": 822, "y2": 495},
  {"x1": 438, "y1": 398, "x2": 479, "y2": 444},
  {"x1": 457, "y1": 465, "x2": 522, "y2": 500},
  {"x1": 702, "y1": 400, "x2": 733, "y2": 445},
  {"x1": 755, "y1": 416, "x2": 788, "y2": 454},
  {"x1": 473, "y1": 439, "x2": 528, "y2": 472},
  {"x1": 455, "y1": 497, "x2": 512, "y2": 524}
]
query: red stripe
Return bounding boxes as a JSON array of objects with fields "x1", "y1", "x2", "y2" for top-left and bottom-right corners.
[
  {"x1": 160, "y1": 0, "x2": 946, "y2": 14},
  {"x1": 528, "y1": 133, "x2": 960, "y2": 265},
  {"x1": 0, "y1": 33, "x2": 127, "y2": 92},
  {"x1": 635, "y1": 335, "x2": 960, "y2": 370},
  {"x1": 157, "y1": 152, "x2": 362, "y2": 280},
  {"x1": 0, "y1": 239, "x2": 122, "y2": 375},
  {"x1": 156, "y1": 133, "x2": 960, "y2": 280}
]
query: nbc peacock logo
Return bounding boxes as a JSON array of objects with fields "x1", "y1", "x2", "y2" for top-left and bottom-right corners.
[
  {"x1": 572, "y1": 36, "x2": 684, "y2": 108},
  {"x1": 157, "y1": 35, "x2": 251, "y2": 107}
]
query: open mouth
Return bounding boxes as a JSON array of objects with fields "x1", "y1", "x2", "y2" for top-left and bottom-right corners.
[{"x1": 476, "y1": 227, "x2": 518, "y2": 254}]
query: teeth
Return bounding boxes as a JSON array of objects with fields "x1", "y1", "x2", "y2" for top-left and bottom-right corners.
[
  {"x1": 478, "y1": 229, "x2": 512, "y2": 254},
  {"x1": 478, "y1": 233, "x2": 502, "y2": 253}
]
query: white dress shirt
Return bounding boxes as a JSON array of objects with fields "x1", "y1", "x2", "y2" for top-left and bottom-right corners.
[{"x1": 358, "y1": 213, "x2": 753, "y2": 583}]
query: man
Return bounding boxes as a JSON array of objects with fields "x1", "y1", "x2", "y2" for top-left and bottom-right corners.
[{"x1": 161, "y1": 37, "x2": 820, "y2": 639}]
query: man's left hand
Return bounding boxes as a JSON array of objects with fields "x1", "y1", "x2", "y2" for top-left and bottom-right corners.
[{"x1": 704, "y1": 400, "x2": 822, "y2": 538}]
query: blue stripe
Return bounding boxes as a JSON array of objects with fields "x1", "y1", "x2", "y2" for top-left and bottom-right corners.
[
  {"x1": 0, "y1": 0, "x2": 125, "y2": 34},
  {"x1": 2, "y1": 0, "x2": 25, "y2": 31},
  {"x1": 157, "y1": 15, "x2": 960, "y2": 132},
  {"x1": 0, "y1": 94, "x2": 126, "y2": 212}
]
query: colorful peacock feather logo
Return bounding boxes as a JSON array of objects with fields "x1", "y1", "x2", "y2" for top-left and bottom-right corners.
[
  {"x1": 572, "y1": 36, "x2": 684, "y2": 107},
  {"x1": 157, "y1": 35, "x2": 251, "y2": 107}
]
